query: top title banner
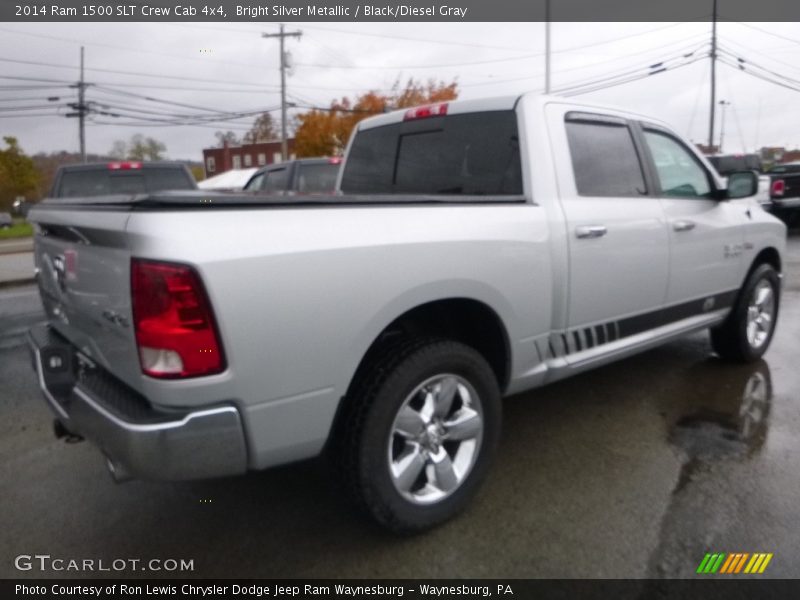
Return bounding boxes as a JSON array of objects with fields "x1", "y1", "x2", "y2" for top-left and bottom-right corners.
[{"x1": 4, "y1": 0, "x2": 800, "y2": 22}]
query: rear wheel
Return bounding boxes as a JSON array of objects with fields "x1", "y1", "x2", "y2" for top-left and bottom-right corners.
[
  {"x1": 711, "y1": 263, "x2": 780, "y2": 363},
  {"x1": 338, "y1": 338, "x2": 501, "y2": 533}
]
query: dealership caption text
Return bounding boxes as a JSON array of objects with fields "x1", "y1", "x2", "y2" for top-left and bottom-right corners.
[
  {"x1": 15, "y1": 584, "x2": 510, "y2": 597},
  {"x1": 13, "y1": 4, "x2": 469, "y2": 18}
]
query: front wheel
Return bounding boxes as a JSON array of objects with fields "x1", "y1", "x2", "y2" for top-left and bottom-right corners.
[
  {"x1": 711, "y1": 263, "x2": 781, "y2": 363},
  {"x1": 338, "y1": 338, "x2": 501, "y2": 533}
]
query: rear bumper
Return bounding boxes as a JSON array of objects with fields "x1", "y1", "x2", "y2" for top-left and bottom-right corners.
[{"x1": 28, "y1": 323, "x2": 248, "y2": 481}]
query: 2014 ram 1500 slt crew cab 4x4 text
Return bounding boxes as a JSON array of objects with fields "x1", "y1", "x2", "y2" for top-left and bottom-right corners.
[{"x1": 27, "y1": 94, "x2": 785, "y2": 532}]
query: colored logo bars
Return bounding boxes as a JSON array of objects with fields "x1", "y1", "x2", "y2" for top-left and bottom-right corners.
[{"x1": 697, "y1": 552, "x2": 773, "y2": 574}]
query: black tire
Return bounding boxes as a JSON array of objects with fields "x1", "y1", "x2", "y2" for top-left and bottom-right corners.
[
  {"x1": 711, "y1": 263, "x2": 780, "y2": 363},
  {"x1": 337, "y1": 338, "x2": 501, "y2": 533}
]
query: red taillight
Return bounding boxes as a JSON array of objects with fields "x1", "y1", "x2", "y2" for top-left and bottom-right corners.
[
  {"x1": 108, "y1": 161, "x2": 142, "y2": 170},
  {"x1": 328, "y1": 156, "x2": 342, "y2": 165},
  {"x1": 771, "y1": 179, "x2": 785, "y2": 198},
  {"x1": 403, "y1": 103, "x2": 448, "y2": 121},
  {"x1": 131, "y1": 259, "x2": 225, "y2": 379}
]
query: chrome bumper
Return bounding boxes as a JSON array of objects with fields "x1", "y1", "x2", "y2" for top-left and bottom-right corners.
[{"x1": 28, "y1": 323, "x2": 248, "y2": 481}]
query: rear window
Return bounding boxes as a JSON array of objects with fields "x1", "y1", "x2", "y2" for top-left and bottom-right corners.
[
  {"x1": 262, "y1": 168, "x2": 289, "y2": 193},
  {"x1": 340, "y1": 110, "x2": 523, "y2": 195},
  {"x1": 770, "y1": 164, "x2": 800, "y2": 174},
  {"x1": 56, "y1": 168, "x2": 194, "y2": 198},
  {"x1": 296, "y1": 163, "x2": 339, "y2": 193}
]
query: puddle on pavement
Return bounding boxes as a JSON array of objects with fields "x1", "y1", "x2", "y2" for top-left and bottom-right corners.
[{"x1": 666, "y1": 360, "x2": 772, "y2": 491}]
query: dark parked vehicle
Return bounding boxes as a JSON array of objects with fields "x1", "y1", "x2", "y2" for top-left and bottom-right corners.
[
  {"x1": 50, "y1": 162, "x2": 197, "y2": 198},
  {"x1": 243, "y1": 157, "x2": 342, "y2": 195},
  {"x1": 767, "y1": 162, "x2": 800, "y2": 223},
  {"x1": 0, "y1": 212, "x2": 12, "y2": 229},
  {"x1": 707, "y1": 153, "x2": 763, "y2": 175}
]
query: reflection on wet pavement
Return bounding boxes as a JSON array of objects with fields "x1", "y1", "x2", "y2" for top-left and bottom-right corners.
[{"x1": 670, "y1": 360, "x2": 772, "y2": 461}]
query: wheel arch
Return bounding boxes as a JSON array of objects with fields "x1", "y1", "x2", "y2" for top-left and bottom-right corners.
[
  {"x1": 327, "y1": 295, "x2": 513, "y2": 450},
  {"x1": 749, "y1": 246, "x2": 781, "y2": 275}
]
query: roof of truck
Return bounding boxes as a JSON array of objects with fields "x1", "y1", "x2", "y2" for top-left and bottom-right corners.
[
  {"x1": 57, "y1": 161, "x2": 190, "y2": 170},
  {"x1": 354, "y1": 93, "x2": 674, "y2": 133}
]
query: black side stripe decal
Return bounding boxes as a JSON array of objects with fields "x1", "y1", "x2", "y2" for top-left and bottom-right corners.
[
  {"x1": 552, "y1": 289, "x2": 738, "y2": 358},
  {"x1": 617, "y1": 289, "x2": 737, "y2": 339}
]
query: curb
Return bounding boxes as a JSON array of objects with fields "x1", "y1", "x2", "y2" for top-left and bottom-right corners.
[
  {"x1": 0, "y1": 278, "x2": 36, "y2": 290},
  {"x1": 0, "y1": 242, "x2": 34, "y2": 256}
]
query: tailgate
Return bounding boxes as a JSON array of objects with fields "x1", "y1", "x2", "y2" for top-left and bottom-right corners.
[
  {"x1": 29, "y1": 207, "x2": 143, "y2": 392},
  {"x1": 785, "y1": 174, "x2": 800, "y2": 199}
]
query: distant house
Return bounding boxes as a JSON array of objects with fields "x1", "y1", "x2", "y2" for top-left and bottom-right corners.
[
  {"x1": 202, "y1": 139, "x2": 296, "y2": 177},
  {"x1": 694, "y1": 142, "x2": 720, "y2": 155}
]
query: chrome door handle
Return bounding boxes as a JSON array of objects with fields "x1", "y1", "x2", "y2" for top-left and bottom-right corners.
[
  {"x1": 575, "y1": 225, "x2": 608, "y2": 239},
  {"x1": 673, "y1": 220, "x2": 696, "y2": 232}
]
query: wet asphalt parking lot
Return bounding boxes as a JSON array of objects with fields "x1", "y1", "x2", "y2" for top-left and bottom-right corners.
[{"x1": 1, "y1": 231, "x2": 799, "y2": 580}]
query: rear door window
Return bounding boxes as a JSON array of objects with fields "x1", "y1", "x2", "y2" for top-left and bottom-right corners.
[
  {"x1": 296, "y1": 163, "x2": 339, "y2": 193},
  {"x1": 565, "y1": 117, "x2": 648, "y2": 197},
  {"x1": 262, "y1": 168, "x2": 289, "y2": 193},
  {"x1": 340, "y1": 110, "x2": 522, "y2": 195}
]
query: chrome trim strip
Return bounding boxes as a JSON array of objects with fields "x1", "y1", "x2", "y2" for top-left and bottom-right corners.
[
  {"x1": 72, "y1": 386, "x2": 239, "y2": 434},
  {"x1": 28, "y1": 333, "x2": 69, "y2": 421}
]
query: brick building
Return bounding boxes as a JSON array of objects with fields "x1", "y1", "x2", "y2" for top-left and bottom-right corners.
[{"x1": 202, "y1": 139, "x2": 296, "y2": 177}]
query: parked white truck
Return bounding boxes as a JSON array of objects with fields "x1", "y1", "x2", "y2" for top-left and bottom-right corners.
[{"x1": 27, "y1": 95, "x2": 785, "y2": 532}]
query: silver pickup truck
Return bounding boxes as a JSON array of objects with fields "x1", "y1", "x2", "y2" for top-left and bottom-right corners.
[{"x1": 27, "y1": 94, "x2": 786, "y2": 532}]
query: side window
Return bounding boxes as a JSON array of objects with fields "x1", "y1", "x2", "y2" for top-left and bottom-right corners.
[
  {"x1": 565, "y1": 118, "x2": 647, "y2": 197},
  {"x1": 262, "y1": 168, "x2": 288, "y2": 193},
  {"x1": 643, "y1": 129, "x2": 712, "y2": 199}
]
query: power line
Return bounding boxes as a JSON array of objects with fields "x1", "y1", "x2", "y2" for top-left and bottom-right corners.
[
  {"x1": 717, "y1": 56, "x2": 800, "y2": 94},
  {"x1": 0, "y1": 27, "x2": 275, "y2": 71},
  {"x1": 717, "y1": 46, "x2": 800, "y2": 87},
  {"x1": 0, "y1": 75, "x2": 73, "y2": 83},
  {"x1": 553, "y1": 49, "x2": 708, "y2": 95},
  {"x1": 0, "y1": 112, "x2": 63, "y2": 118},
  {"x1": 0, "y1": 56, "x2": 277, "y2": 88},
  {"x1": 731, "y1": 22, "x2": 800, "y2": 47},
  {"x1": 719, "y1": 37, "x2": 800, "y2": 76},
  {"x1": 0, "y1": 96, "x2": 74, "y2": 103},
  {"x1": 92, "y1": 85, "x2": 260, "y2": 115},
  {"x1": 558, "y1": 55, "x2": 708, "y2": 97}
]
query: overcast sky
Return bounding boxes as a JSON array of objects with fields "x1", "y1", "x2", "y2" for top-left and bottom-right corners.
[{"x1": 1, "y1": 21, "x2": 799, "y2": 160}]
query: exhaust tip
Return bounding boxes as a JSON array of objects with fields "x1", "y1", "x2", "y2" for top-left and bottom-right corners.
[
  {"x1": 105, "y1": 456, "x2": 133, "y2": 484},
  {"x1": 53, "y1": 419, "x2": 83, "y2": 443}
]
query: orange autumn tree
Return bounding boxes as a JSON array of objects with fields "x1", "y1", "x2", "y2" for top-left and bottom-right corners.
[{"x1": 293, "y1": 78, "x2": 459, "y2": 158}]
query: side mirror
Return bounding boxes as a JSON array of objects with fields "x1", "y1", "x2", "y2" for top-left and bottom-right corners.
[
  {"x1": 726, "y1": 171, "x2": 758, "y2": 199},
  {"x1": 12, "y1": 198, "x2": 31, "y2": 218}
]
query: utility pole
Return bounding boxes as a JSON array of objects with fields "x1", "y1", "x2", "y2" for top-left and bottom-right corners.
[
  {"x1": 718, "y1": 100, "x2": 730, "y2": 153},
  {"x1": 544, "y1": 0, "x2": 551, "y2": 94},
  {"x1": 66, "y1": 46, "x2": 89, "y2": 163},
  {"x1": 708, "y1": 0, "x2": 718, "y2": 151},
  {"x1": 263, "y1": 25, "x2": 302, "y2": 161}
]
